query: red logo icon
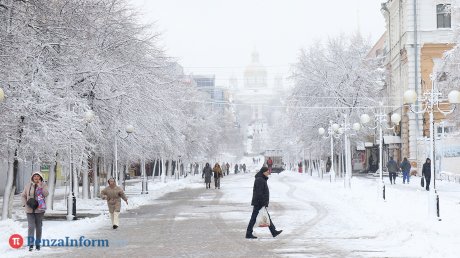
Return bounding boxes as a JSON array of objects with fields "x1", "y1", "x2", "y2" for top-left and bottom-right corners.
[{"x1": 9, "y1": 234, "x2": 23, "y2": 249}]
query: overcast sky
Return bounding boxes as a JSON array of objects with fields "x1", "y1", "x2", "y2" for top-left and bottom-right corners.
[{"x1": 130, "y1": 0, "x2": 386, "y2": 86}]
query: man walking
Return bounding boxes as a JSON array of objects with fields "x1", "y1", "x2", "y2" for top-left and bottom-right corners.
[
  {"x1": 400, "y1": 157, "x2": 411, "y2": 184},
  {"x1": 386, "y1": 157, "x2": 399, "y2": 184},
  {"x1": 245, "y1": 167, "x2": 282, "y2": 239}
]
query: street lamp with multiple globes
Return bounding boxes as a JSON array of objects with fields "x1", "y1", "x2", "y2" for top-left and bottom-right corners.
[
  {"x1": 404, "y1": 82, "x2": 460, "y2": 219},
  {"x1": 337, "y1": 114, "x2": 362, "y2": 188},
  {"x1": 318, "y1": 121, "x2": 341, "y2": 182},
  {"x1": 114, "y1": 124, "x2": 134, "y2": 189},
  {"x1": 67, "y1": 108, "x2": 95, "y2": 221},
  {"x1": 360, "y1": 102, "x2": 401, "y2": 201}
]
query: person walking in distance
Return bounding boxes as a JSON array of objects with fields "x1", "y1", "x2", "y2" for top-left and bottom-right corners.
[
  {"x1": 267, "y1": 157, "x2": 273, "y2": 173},
  {"x1": 101, "y1": 178, "x2": 128, "y2": 229},
  {"x1": 245, "y1": 167, "x2": 282, "y2": 239},
  {"x1": 21, "y1": 171, "x2": 49, "y2": 251},
  {"x1": 386, "y1": 157, "x2": 399, "y2": 184},
  {"x1": 400, "y1": 157, "x2": 411, "y2": 184},
  {"x1": 212, "y1": 163, "x2": 223, "y2": 189},
  {"x1": 422, "y1": 158, "x2": 431, "y2": 191},
  {"x1": 202, "y1": 163, "x2": 213, "y2": 189}
]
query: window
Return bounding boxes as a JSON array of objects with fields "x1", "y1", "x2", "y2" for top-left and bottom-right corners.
[{"x1": 437, "y1": 4, "x2": 451, "y2": 28}]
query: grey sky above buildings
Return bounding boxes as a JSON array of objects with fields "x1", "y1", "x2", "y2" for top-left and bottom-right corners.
[{"x1": 130, "y1": 0, "x2": 386, "y2": 86}]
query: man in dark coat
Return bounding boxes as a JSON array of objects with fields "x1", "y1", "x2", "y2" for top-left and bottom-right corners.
[
  {"x1": 386, "y1": 157, "x2": 399, "y2": 184},
  {"x1": 400, "y1": 157, "x2": 411, "y2": 184},
  {"x1": 245, "y1": 167, "x2": 282, "y2": 239},
  {"x1": 202, "y1": 163, "x2": 213, "y2": 189},
  {"x1": 422, "y1": 158, "x2": 431, "y2": 191}
]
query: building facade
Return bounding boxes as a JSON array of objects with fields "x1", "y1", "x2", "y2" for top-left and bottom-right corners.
[{"x1": 381, "y1": 0, "x2": 457, "y2": 168}]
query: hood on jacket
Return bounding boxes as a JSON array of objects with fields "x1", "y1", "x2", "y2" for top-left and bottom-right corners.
[
  {"x1": 255, "y1": 167, "x2": 269, "y2": 179},
  {"x1": 30, "y1": 171, "x2": 44, "y2": 182}
]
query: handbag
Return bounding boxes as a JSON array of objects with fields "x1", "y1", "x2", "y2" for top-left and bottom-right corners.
[
  {"x1": 26, "y1": 184, "x2": 39, "y2": 210},
  {"x1": 421, "y1": 176, "x2": 425, "y2": 188},
  {"x1": 255, "y1": 207, "x2": 270, "y2": 227}
]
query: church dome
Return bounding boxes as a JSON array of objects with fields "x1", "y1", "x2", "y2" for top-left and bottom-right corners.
[{"x1": 244, "y1": 50, "x2": 267, "y2": 89}]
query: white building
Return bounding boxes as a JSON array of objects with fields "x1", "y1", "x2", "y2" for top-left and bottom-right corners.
[{"x1": 381, "y1": 0, "x2": 457, "y2": 167}]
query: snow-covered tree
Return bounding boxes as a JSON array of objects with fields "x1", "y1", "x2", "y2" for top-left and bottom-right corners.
[
  {"x1": 288, "y1": 33, "x2": 385, "y2": 151},
  {"x1": 0, "y1": 0, "x2": 221, "y2": 219}
]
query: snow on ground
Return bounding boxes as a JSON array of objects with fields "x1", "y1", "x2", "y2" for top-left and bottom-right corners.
[{"x1": 2, "y1": 162, "x2": 460, "y2": 257}]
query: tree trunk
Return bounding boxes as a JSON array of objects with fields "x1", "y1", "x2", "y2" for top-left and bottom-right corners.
[
  {"x1": 8, "y1": 185, "x2": 15, "y2": 219},
  {"x1": 2, "y1": 152, "x2": 14, "y2": 220},
  {"x1": 93, "y1": 156, "x2": 99, "y2": 198},
  {"x1": 82, "y1": 156, "x2": 89, "y2": 200},
  {"x1": 46, "y1": 161, "x2": 57, "y2": 210},
  {"x1": 72, "y1": 161, "x2": 79, "y2": 198},
  {"x1": 161, "y1": 158, "x2": 166, "y2": 183},
  {"x1": 152, "y1": 159, "x2": 158, "y2": 183}
]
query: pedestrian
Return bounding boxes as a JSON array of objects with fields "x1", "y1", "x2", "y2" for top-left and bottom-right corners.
[
  {"x1": 267, "y1": 157, "x2": 273, "y2": 173},
  {"x1": 242, "y1": 163, "x2": 247, "y2": 173},
  {"x1": 21, "y1": 171, "x2": 49, "y2": 251},
  {"x1": 400, "y1": 157, "x2": 411, "y2": 184},
  {"x1": 226, "y1": 162, "x2": 230, "y2": 176},
  {"x1": 326, "y1": 157, "x2": 332, "y2": 173},
  {"x1": 386, "y1": 157, "x2": 399, "y2": 184},
  {"x1": 245, "y1": 167, "x2": 282, "y2": 239},
  {"x1": 212, "y1": 163, "x2": 223, "y2": 189},
  {"x1": 220, "y1": 162, "x2": 227, "y2": 177},
  {"x1": 101, "y1": 178, "x2": 128, "y2": 229},
  {"x1": 234, "y1": 163, "x2": 239, "y2": 174},
  {"x1": 202, "y1": 163, "x2": 213, "y2": 189},
  {"x1": 194, "y1": 163, "x2": 199, "y2": 175},
  {"x1": 422, "y1": 158, "x2": 431, "y2": 191}
]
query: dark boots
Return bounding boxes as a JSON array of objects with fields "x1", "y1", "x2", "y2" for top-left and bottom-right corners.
[
  {"x1": 245, "y1": 233, "x2": 257, "y2": 239},
  {"x1": 272, "y1": 230, "x2": 283, "y2": 238}
]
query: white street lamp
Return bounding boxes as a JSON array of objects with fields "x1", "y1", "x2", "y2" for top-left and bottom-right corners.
[
  {"x1": 360, "y1": 102, "x2": 400, "y2": 201},
  {"x1": 404, "y1": 83, "x2": 458, "y2": 220},
  {"x1": 84, "y1": 110, "x2": 95, "y2": 123},
  {"x1": 338, "y1": 114, "x2": 360, "y2": 189},
  {"x1": 67, "y1": 109, "x2": 96, "y2": 221},
  {"x1": 114, "y1": 124, "x2": 134, "y2": 189},
  {"x1": 318, "y1": 120, "x2": 342, "y2": 182}
]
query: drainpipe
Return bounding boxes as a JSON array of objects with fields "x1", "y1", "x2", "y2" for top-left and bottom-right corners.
[
  {"x1": 381, "y1": 2, "x2": 391, "y2": 98},
  {"x1": 413, "y1": 0, "x2": 420, "y2": 162}
]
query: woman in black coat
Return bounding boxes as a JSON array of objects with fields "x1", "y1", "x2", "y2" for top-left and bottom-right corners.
[
  {"x1": 422, "y1": 158, "x2": 431, "y2": 191},
  {"x1": 245, "y1": 167, "x2": 282, "y2": 239}
]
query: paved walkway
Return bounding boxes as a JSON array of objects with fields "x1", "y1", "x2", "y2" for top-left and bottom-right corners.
[{"x1": 23, "y1": 175, "x2": 350, "y2": 257}]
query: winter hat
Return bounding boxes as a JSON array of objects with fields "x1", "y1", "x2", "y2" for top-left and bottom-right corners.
[
  {"x1": 30, "y1": 171, "x2": 44, "y2": 182},
  {"x1": 260, "y1": 167, "x2": 269, "y2": 173}
]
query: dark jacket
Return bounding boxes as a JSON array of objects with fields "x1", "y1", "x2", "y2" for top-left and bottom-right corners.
[
  {"x1": 386, "y1": 158, "x2": 399, "y2": 172},
  {"x1": 422, "y1": 159, "x2": 431, "y2": 178},
  {"x1": 202, "y1": 164, "x2": 213, "y2": 183},
  {"x1": 251, "y1": 170, "x2": 269, "y2": 208},
  {"x1": 400, "y1": 159, "x2": 411, "y2": 173}
]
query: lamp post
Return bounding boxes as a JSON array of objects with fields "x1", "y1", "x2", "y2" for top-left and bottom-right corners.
[
  {"x1": 404, "y1": 82, "x2": 459, "y2": 220},
  {"x1": 318, "y1": 121, "x2": 341, "y2": 182},
  {"x1": 114, "y1": 124, "x2": 134, "y2": 189},
  {"x1": 339, "y1": 114, "x2": 362, "y2": 188},
  {"x1": 67, "y1": 109, "x2": 95, "y2": 221},
  {"x1": 360, "y1": 102, "x2": 401, "y2": 201}
]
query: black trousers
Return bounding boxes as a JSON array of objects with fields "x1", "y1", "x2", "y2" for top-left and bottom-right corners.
[
  {"x1": 389, "y1": 172, "x2": 397, "y2": 183},
  {"x1": 246, "y1": 205, "x2": 276, "y2": 236},
  {"x1": 425, "y1": 176, "x2": 431, "y2": 191}
]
